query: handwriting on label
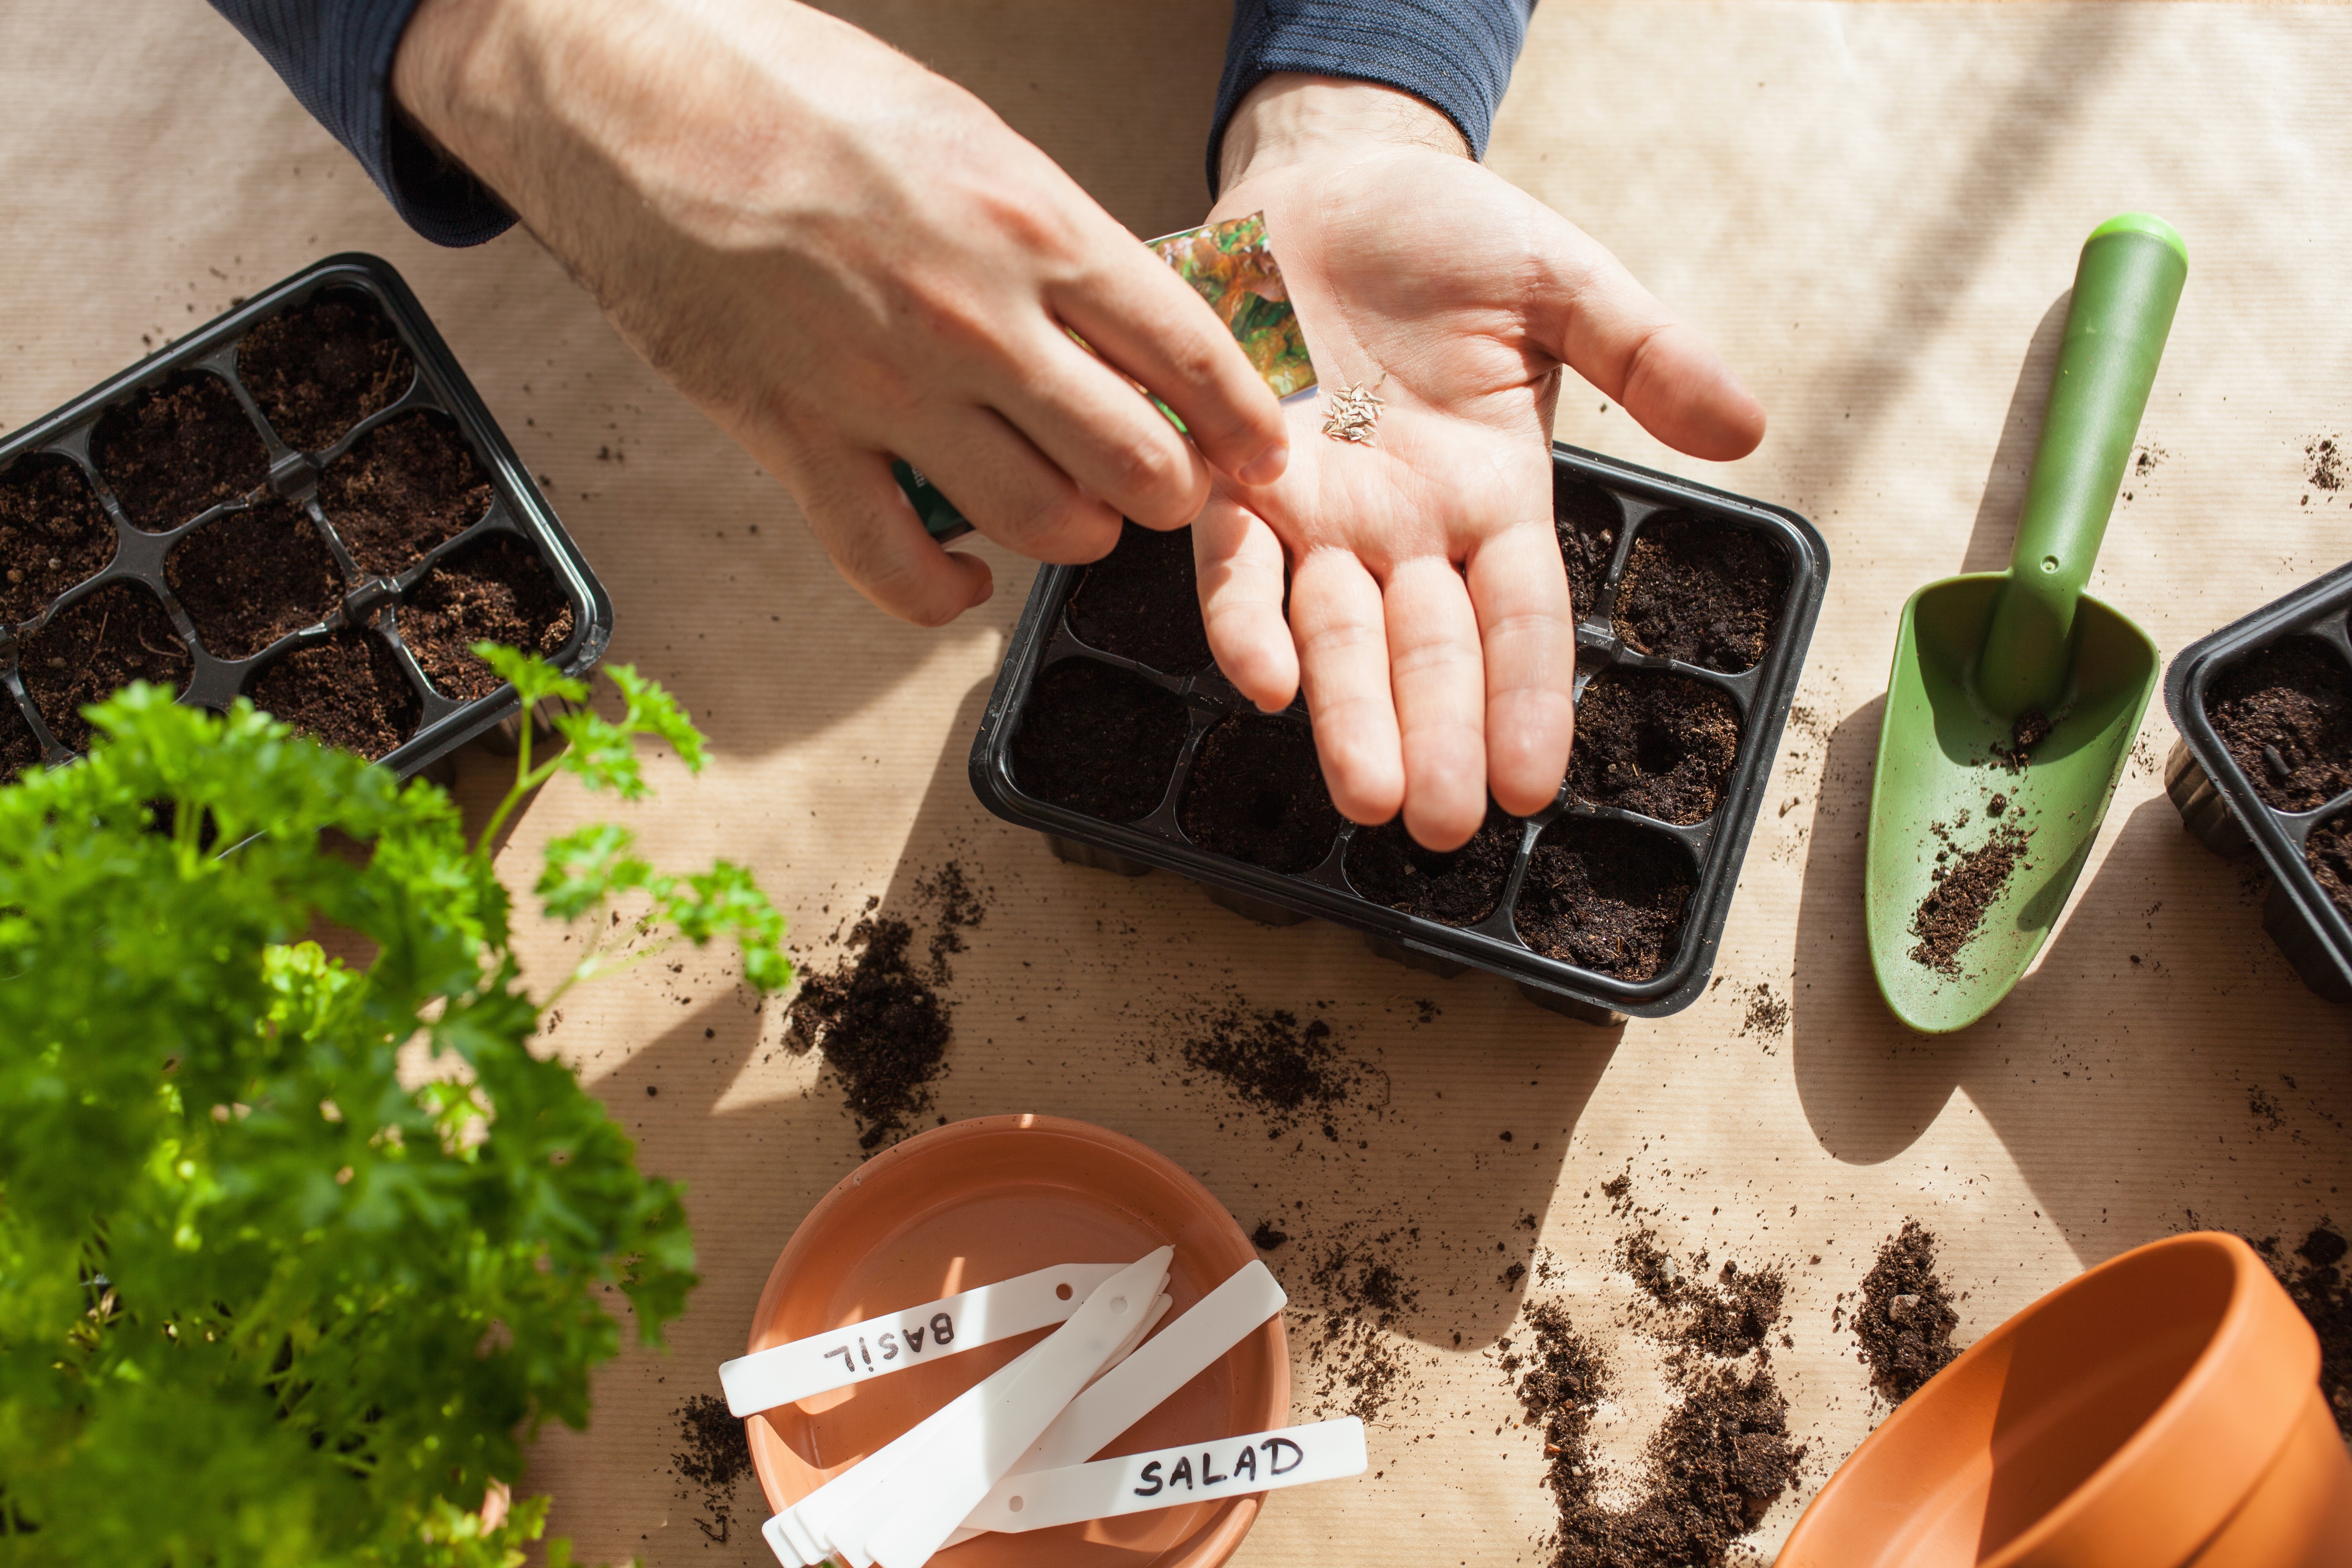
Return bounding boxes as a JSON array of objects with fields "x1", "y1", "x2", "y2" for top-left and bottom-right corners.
[
  {"x1": 1132, "y1": 1438, "x2": 1305, "y2": 1497},
  {"x1": 820, "y1": 1312, "x2": 957, "y2": 1380}
]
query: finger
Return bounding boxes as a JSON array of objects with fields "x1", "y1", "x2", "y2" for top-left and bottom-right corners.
[
  {"x1": 1382, "y1": 555, "x2": 1488, "y2": 851},
  {"x1": 792, "y1": 444, "x2": 993, "y2": 627},
  {"x1": 1050, "y1": 251, "x2": 1290, "y2": 487},
  {"x1": 992, "y1": 330, "x2": 1213, "y2": 530},
  {"x1": 906, "y1": 408, "x2": 1124, "y2": 565},
  {"x1": 1529, "y1": 216, "x2": 1767, "y2": 462},
  {"x1": 1465, "y1": 519, "x2": 1576, "y2": 818},
  {"x1": 1195, "y1": 491, "x2": 1297, "y2": 709},
  {"x1": 1289, "y1": 546, "x2": 1402, "y2": 825}
]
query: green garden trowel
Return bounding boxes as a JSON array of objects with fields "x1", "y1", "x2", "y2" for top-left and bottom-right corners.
[{"x1": 1865, "y1": 215, "x2": 2187, "y2": 1033}]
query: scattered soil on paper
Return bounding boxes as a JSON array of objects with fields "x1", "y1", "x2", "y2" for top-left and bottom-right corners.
[
  {"x1": 1514, "y1": 817, "x2": 1695, "y2": 981},
  {"x1": 1569, "y1": 669, "x2": 1741, "y2": 825},
  {"x1": 1612, "y1": 513, "x2": 1790, "y2": 673},
  {"x1": 317, "y1": 410, "x2": 491, "y2": 577},
  {"x1": 2307, "y1": 814, "x2": 2352, "y2": 923},
  {"x1": 1738, "y1": 983, "x2": 1789, "y2": 1041},
  {"x1": 1555, "y1": 472, "x2": 1622, "y2": 621},
  {"x1": 1909, "y1": 820, "x2": 2032, "y2": 976},
  {"x1": 247, "y1": 631, "x2": 421, "y2": 760},
  {"x1": 1251, "y1": 1221, "x2": 1289, "y2": 1251},
  {"x1": 1066, "y1": 519, "x2": 1212, "y2": 674},
  {"x1": 1344, "y1": 801, "x2": 1519, "y2": 925},
  {"x1": 1850, "y1": 1221, "x2": 1962, "y2": 1403},
  {"x1": 2205, "y1": 638, "x2": 2352, "y2": 813},
  {"x1": 237, "y1": 287, "x2": 414, "y2": 452},
  {"x1": 2308, "y1": 436, "x2": 2345, "y2": 494},
  {"x1": 1298, "y1": 1229, "x2": 1424, "y2": 1424},
  {"x1": 1179, "y1": 1006, "x2": 1359, "y2": 1133},
  {"x1": 2253, "y1": 1225, "x2": 2351, "y2": 1438},
  {"x1": 0, "y1": 453, "x2": 116, "y2": 626},
  {"x1": 19, "y1": 583, "x2": 190, "y2": 753},
  {"x1": 1179, "y1": 712, "x2": 1344, "y2": 874},
  {"x1": 1011, "y1": 656, "x2": 1190, "y2": 823},
  {"x1": 397, "y1": 536, "x2": 575, "y2": 700},
  {"x1": 90, "y1": 371, "x2": 268, "y2": 532},
  {"x1": 1620, "y1": 1227, "x2": 1787, "y2": 1359},
  {"x1": 166, "y1": 497, "x2": 341, "y2": 660},
  {"x1": 671, "y1": 1393, "x2": 754, "y2": 1545}
]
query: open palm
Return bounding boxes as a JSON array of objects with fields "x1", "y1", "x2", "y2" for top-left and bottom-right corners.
[{"x1": 1197, "y1": 145, "x2": 1763, "y2": 849}]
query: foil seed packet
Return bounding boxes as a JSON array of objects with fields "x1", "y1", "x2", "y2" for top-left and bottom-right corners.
[{"x1": 895, "y1": 211, "x2": 1316, "y2": 542}]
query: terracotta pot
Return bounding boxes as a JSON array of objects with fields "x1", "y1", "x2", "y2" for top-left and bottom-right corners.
[
  {"x1": 1778, "y1": 1230, "x2": 2352, "y2": 1567},
  {"x1": 743, "y1": 1113, "x2": 1287, "y2": 1568}
]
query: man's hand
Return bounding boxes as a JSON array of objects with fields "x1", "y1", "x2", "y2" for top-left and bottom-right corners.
[
  {"x1": 394, "y1": 0, "x2": 1290, "y2": 625},
  {"x1": 1202, "y1": 76, "x2": 1766, "y2": 849}
]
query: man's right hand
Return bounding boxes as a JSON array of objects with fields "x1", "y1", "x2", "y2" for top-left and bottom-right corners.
[{"x1": 393, "y1": 0, "x2": 1290, "y2": 625}]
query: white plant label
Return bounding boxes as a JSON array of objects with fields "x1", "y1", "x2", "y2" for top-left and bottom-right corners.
[{"x1": 961, "y1": 1418, "x2": 1369, "y2": 1534}]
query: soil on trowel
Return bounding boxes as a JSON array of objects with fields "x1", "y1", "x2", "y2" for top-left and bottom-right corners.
[
  {"x1": 396, "y1": 536, "x2": 575, "y2": 700},
  {"x1": 316, "y1": 411, "x2": 492, "y2": 578},
  {"x1": 247, "y1": 631, "x2": 422, "y2": 760},
  {"x1": 1850, "y1": 1220, "x2": 1962, "y2": 1403},
  {"x1": 1066, "y1": 520, "x2": 1213, "y2": 673},
  {"x1": 671, "y1": 1392, "x2": 754, "y2": 1545},
  {"x1": 1344, "y1": 801, "x2": 1520, "y2": 926},
  {"x1": 1569, "y1": 669, "x2": 1741, "y2": 825},
  {"x1": 237, "y1": 287, "x2": 415, "y2": 452},
  {"x1": 1612, "y1": 513, "x2": 1790, "y2": 673},
  {"x1": 2, "y1": 702, "x2": 40, "y2": 782},
  {"x1": 166, "y1": 498, "x2": 343, "y2": 660},
  {"x1": 19, "y1": 583, "x2": 191, "y2": 753},
  {"x1": 2308, "y1": 814, "x2": 2352, "y2": 923},
  {"x1": 2204, "y1": 637, "x2": 2352, "y2": 813},
  {"x1": 1011, "y1": 656, "x2": 1190, "y2": 823},
  {"x1": 90, "y1": 371, "x2": 269, "y2": 532},
  {"x1": 1179, "y1": 712, "x2": 1344, "y2": 874},
  {"x1": 1179, "y1": 1006, "x2": 1360, "y2": 1135},
  {"x1": 1514, "y1": 817, "x2": 1695, "y2": 982},
  {"x1": 2252, "y1": 1225, "x2": 2351, "y2": 1437},
  {"x1": 0, "y1": 454, "x2": 117, "y2": 626},
  {"x1": 1908, "y1": 820, "x2": 2032, "y2": 977},
  {"x1": 1555, "y1": 471, "x2": 1622, "y2": 622}
]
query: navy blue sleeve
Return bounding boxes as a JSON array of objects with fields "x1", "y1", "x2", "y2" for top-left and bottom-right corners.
[
  {"x1": 207, "y1": 0, "x2": 515, "y2": 247},
  {"x1": 1211, "y1": 0, "x2": 1534, "y2": 193}
]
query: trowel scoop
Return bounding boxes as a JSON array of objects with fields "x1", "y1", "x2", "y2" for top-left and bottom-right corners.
[{"x1": 1865, "y1": 215, "x2": 2187, "y2": 1033}]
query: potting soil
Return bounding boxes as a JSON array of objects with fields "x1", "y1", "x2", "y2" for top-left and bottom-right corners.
[
  {"x1": 1178, "y1": 712, "x2": 1345, "y2": 873},
  {"x1": 2204, "y1": 638, "x2": 2352, "y2": 813},
  {"x1": 1179, "y1": 1006, "x2": 1359, "y2": 1133},
  {"x1": 2307, "y1": 815, "x2": 2352, "y2": 923},
  {"x1": 20, "y1": 583, "x2": 190, "y2": 752},
  {"x1": 235, "y1": 286, "x2": 414, "y2": 452},
  {"x1": 1612, "y1": 513, "x2": 1791, "y2": 673},
  {"x1": 1343, "y1": 803, "x2": 1519, "y2": 925},
  {"x1": 247, "y1": 630, "x2": 421, "y2": 760},
  {"x1": 2254, "y1": 1225, "x2": 2352, "y2": 1438},
  {"x1": 165, "y1": 497, "x2": 341, "y2": 660},
  {"x1": 1908, "y1": 821, "x2": 2032, "y2": 976},
  {"x1": 1849, "y1": 1220, "x2": 1962, "y2": 1403},
  {"x1": 0, "y1": 453, "x2": 114, "y2": 626},
  {"x1": 1010, "y1": 656, "x2": 1191, "y2": 823},
  {"x1": 1555, "y1": 471, "x2": 1620, "y2": 620},
  {"x1": 669, "y1": 1392, "x2": 754, "y2": 1545},
  {"x1": 1514, "y1": 817, "x2": 1695, "y2": 981},
  {"x1": 317, "y1": 410, "x2": 492, "y2": 577},
  {"x1": 89, "y1": 371, "x2": 268, "y2": 531},
  {"x1": 1065, "y1": 519, "x2": 1212, "y2": 673},
  {"x1": 1568, "y1": 669, "x2": 1741, "y2": 825},
  {"x1": 396, "y1": 536, "x2": 575, "y2": 700}
]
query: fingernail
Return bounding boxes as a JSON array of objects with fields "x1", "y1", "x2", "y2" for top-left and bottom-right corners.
[{"x1": 1237, "y1": 444, "x2": 1289, "y2": 487}]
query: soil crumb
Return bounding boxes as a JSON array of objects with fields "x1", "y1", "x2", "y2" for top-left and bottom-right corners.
[
  {"x1": 1908, "y1": 822, "x2": 2032, "y2": 976},
  {"x1": 1065, "y1": 520, "x2": 1212, "y2": 674},
  {"x1": 671, "y1": 1393, "x2": 754, "y2": 1544},
  {"x1": 1251, "y1": 1221, "x2": 1289, "y2": 1251},
  {"x1": 1180, "y1": 1007, "x2": 1357, "y2": 1132},
  {"x1": 2205, "y1": 638, "x2": 2352, "y2": 813},
  {"x1": 1298, "y1": 1230, "x2": 1425, "y2": 1424},
  {"x1": 2253, "y1": 1225, "x2": 2351, "y2": 1438},
  {"x1": 1344, "y1": 801, "x2": 1519, "y2": 926},
  {"x1": 1853, "y1": 1220, "x2": 1962, "y2": 1403},
  {"x1": 786, "y1": 867, "x2": 988, "y2": 1152}
]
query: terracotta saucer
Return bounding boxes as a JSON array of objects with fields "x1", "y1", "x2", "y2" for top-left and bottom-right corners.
[{"x1": 743, "y1": 1114, "x2": 1288, "y2": 1568}]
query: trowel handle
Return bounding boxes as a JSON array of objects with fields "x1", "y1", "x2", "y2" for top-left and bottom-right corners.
[{"x1": 1981, "y1": 214, "x2": 2186, "y2": 714}]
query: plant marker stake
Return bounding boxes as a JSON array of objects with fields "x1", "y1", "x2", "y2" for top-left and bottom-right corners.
[
  {"x1": 962, "y1": 1417, "x2": 1368, "y2": 1534},
  {"x1": 944, "y1": 1258, "x2": 1286, "y2": 1546},
  {"x1": 830, "y1": 1248, "x2": 1174, "y2": 1568},
  {"x1": 761, "y1": 1275, "x2": 1171, "y2": 1568},
  {"x1": 720, "y1": 1261, "x2": 1124, "y2": 1416}
]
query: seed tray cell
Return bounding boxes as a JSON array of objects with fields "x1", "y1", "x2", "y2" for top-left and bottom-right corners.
[
  {"x1": 2164, "y1": 559, "x2": 2352, "y2": 1003},
  {"x1": 0, "y1": 253, "x2": 611, "y2": 781},
  {"x1": 968, "y1": 445, "x2": 1830, "y2": 1024}
]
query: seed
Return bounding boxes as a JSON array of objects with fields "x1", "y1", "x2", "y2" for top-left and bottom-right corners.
[
  {"x1": 2262, "y1": 743, "x2": 2291, "y2": 783},
  {"x1": 46, "y1": 557, "x2": 61, "y2": 571}
]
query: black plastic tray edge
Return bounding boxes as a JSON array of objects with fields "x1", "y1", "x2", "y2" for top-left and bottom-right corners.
[
  {"x1": 2160, "y1": 555, "x2": 2352, "y2": 1003},
  {"x1": 0, "y1": 252, "x2": 614, "y2": 784},
  {"x1": 965, "y1": 441, "x2": 1831, "y2": 1021}
]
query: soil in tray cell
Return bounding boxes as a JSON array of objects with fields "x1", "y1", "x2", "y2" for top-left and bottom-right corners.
[
  {"x1": 1569, "y1": 668, "x2": 1740, "y2": 825},
  {"x1": 1555, "y1": 471, "x2": 1622, "y2": 623},
  {"x1": 166, "y1": 498, "x2": 342, "y2": 660},
  {"x1": 248, "y1": 631, "x2": 421, "y2": 761},
  {"x1": 317, "y1": 411, "x2": 493, "y2": 578},
  {"x1": 397, "y1": 536, "x2": 575, "y2": 701},
  {"x1": 1010, "y1": 656, "x2": 1190, "y2": 823},
  {"x1": 2307, "y1": 812, "x2": 2352, "y2": 924},
  {"x1": 2, "y1": 701, "x2": 39, "y2": 782},
  {"x1": 237, "y1": 288, "x2": 415, "y2": 452},
  {"x1": 1179, "y1": 711, "x2": 1344, "y2": 874},
  {"x1": 2204, "y1": 637, "x2": 2352, "y2": 813},
  {"x1": 1065, "y1": 519, "x2": 1213, "y2": 674},
  {"x1": 1513, "y1": 816, "x2": 1694, "y2": 983},
  {"x1": 90, "y1": 371, "x2": 269, "y2": 533},
  {"x1": 19, "y1": 583, "x2": 191, "y2": 753},
  {"x1": 0, "y1": 453, "x2": 116, "y2": 626},
  {"x1": 1613, "y1": 513, "x2": 1790, "y2": 673},
  {"x1": 1344, "y1": 800, "x2": 1520, "y2": 925}
]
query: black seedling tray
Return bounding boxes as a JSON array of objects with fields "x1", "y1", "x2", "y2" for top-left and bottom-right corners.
[
  {"x1": 967, "y1": 444, "x2": 1829, "y2": 1025},
  {"x1": 2163, "y1": 558, "x2": 2352, "y2": 1003},
  {"x1": 0, "y1": 253, "x2": 609, "y2": 781}
]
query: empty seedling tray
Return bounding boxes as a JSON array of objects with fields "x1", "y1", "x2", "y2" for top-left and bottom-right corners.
[
  {"x1": 2163, "y1": 557, "x2": 2352, "y2": 1003},
  {"x1": 0, "y1": 253, "x2": 610, "y2": 784},
  {"x1": 967, "y1": 444, "x2": 1829, "y2": 1025}
]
